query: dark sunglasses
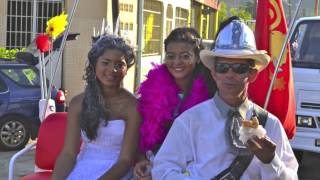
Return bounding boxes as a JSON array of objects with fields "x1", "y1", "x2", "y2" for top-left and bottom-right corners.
[{"x1": 215, "y1": 62, "x2": 253, "y2": 74}]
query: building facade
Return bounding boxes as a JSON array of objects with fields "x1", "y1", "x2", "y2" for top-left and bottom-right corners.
[{"x1": 0, "y1": 0, "x2": 219, "y2": 104}]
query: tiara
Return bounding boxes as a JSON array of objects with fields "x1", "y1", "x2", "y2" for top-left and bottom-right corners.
[{"x1": 92, "y1": 17, "x2": 132, "y2": 46}]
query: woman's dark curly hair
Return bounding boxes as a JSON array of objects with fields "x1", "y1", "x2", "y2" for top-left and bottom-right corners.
[
  {"x1": 80, "y1": 35, "x2": 136, "y2": 140},
  {"x1": 164, "y1": 27, "x2": 216, "y2": 97}
]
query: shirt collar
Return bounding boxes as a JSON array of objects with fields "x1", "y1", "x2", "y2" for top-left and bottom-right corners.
[{"x1": 213, "y1": 93, "x2": 250, "y2": 119}]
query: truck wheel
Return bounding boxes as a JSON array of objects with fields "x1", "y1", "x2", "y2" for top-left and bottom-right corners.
[
  {"x1": 0, "y1": 116, "x2": 30, "y2": 151},
  {"x1": 293, "y1": 150, "x2": 304, "y2": 164}
]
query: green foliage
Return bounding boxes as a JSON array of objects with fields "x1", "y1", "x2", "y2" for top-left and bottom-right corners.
[
  {"x1": 244, "y1": 1, "x2": 256, "y2": 18},
  {"x1": 0, "y1": 48, "x2": 26, "y2": 60},
  {"x1": 218, "y1": 2, "x2": 254, "y2": 26},
  {"x1": 218, "y1": 2, "x2": 228, "y2": 26},
  {"x1": 230, "y1": 7, "x2": 252, "y2": 21}
]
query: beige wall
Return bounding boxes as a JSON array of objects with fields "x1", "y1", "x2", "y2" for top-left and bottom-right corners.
[
  {"x1": 0, "y1": 0, "x2": 7, "y2": 47},
  {"x1": 119, "y1": 0, "x2": 138, "y2": 92},
  {"x1": 63, "y1": 0, "x2": 138, "y2": 104},
  {"x1": 0, "y1": 0, "x2": 137, "y2": 104},
  {"x1": 63, "y1": 0, "x2": 109, "y2": 104}
]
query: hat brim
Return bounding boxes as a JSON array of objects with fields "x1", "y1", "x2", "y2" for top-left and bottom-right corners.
[{"x1": 200, "y1": 49, "x2": 271, "y2": 72}]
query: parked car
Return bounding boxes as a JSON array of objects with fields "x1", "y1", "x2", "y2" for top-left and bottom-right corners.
[{"x1": 0, "y1": 58, "x2": 66, "y2": 150}]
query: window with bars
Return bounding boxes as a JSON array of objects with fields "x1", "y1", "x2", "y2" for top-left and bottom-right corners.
[
  {"x1": 6, "y1": 0, "x2": 64, "y2": 49},
  {"x1": 166, "y1": 5, "x2": 173, "y2": 37},
  {"x1": 175, "y1": 7, "x2": 188, "y2": 28},
  {"x1": 119, "y1": 3, "x2": 133, "y2": 12},
  {"x1": 143, "y1": 0, "x2": 162, "y2": 55},
  {"x1": 120, "y1": 21, "x2": 134, "y2": 31},
  {"x1": 202, "y1": 14, "x2": 208, "y2": 38},
  {"x1": 190, "y1": 2, "x2": 201, "y2": 34}
]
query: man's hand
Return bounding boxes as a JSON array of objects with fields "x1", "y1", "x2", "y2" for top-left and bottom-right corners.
[{"x1": 247, "y1": 136, "x2": 276, "y2": 164}]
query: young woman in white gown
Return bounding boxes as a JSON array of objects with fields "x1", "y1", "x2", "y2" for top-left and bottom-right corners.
[{"x1": 52, "y1": 35, "x2": 141, "y2": 180}]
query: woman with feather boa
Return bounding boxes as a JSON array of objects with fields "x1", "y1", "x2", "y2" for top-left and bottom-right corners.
[{"x1": 134, "y1": 27, "x2": 216, "y2": 180}]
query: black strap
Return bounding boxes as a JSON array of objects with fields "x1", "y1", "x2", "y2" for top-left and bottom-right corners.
[
  {"x1": 212, "y1": 154, "x2": 254, "y2": 180},
  {"x1": 254, "y1": 105, "x2": 268, "y2": 127},
  {"x1": 212, "y1": 104, "x2": 268, "y2": 180}
]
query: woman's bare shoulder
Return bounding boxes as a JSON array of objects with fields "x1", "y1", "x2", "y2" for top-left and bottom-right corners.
[
  {"x1": 120, "y1": 89, "x2": 140, "y2": 122},
  {"x1": 69, "y1": 93, "x2": 85, "y2": 113},
  {"x1": 121, "y1": 89, "x2": 138, "y2": 108},
  {"x1": 112, "y1": 89, "x2": 138, "y2": 117}
]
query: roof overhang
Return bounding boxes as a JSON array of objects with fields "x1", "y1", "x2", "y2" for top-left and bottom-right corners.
[{"x1": 194, "y1": 0, "x2": 219, "y2": 10}]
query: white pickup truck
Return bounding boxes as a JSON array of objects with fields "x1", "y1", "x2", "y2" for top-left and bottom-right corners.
[{"x1": 289, "y1": 16, "x2": 320, "y2": 161}]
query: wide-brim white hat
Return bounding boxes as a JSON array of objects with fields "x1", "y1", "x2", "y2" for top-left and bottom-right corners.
[{"x1": 200, "y1": 20, "x2": 270, "y2": 72}]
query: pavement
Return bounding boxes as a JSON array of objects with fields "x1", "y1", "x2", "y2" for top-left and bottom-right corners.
[
  {"x1": 0, "y1": 141, "x2": 35, "y2": 180},
  {"x1": 298, "y1": 151, "x2": 320, "y2": 180},
  {"x1": 1, "y1": 142, "x2": 320, "y2": 180}
]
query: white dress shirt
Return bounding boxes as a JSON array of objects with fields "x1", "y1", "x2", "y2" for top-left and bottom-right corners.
[{"x1": 152, "y1": 96, "x2": 298, "y2": 180}]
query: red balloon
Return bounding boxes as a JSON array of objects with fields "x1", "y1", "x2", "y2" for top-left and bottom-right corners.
[{"x1": 36, "y1": 34, "x2": 51, "y2": 53}]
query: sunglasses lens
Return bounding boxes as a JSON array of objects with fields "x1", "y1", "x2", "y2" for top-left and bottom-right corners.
[
  {"x1": 215, "y1": 63, "x2": 229, "y2": 73},
  {"x1": 215, "y1": 63, "x2": 251, "y2": 74},
  {"x1": 233, "y1": 64, "x2": 250, "y2": 74}
]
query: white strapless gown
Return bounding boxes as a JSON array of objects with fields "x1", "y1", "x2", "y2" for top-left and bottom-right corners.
[{"x1": 67, "y1": 119, "x2": 132, "y2": 180}]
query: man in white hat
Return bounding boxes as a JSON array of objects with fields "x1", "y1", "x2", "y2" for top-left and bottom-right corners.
[{"x1": 151, "y1": 19, "x2": 298, "y2": 179}]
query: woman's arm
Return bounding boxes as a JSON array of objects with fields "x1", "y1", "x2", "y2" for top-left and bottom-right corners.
[
  {"x1": 52, "y1": 94, "x2": 83, "y2": 180},
  {"x1": 99, "y1": 95, "x2": 142, "y2": 180},
  {"x1": 134, "y1": 158, "x2": 152, "y2": 180}
]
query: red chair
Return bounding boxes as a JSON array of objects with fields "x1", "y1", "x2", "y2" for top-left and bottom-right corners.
[{"x1": 9, "y1": 112, "x2": 69, "y2": 180}]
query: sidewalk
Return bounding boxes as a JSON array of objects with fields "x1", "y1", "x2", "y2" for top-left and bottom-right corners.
[{"x1": 0, "y1": 142, "x2": 35, "y2": 180}]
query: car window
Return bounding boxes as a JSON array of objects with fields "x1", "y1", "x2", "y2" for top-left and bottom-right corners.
[
  {"x1": 0, "y1": 77, "x2": 8, "y2": 92},
  {"x1": 290, "y1": 21, "x2": 320, "y2": 68},
  {"x1": 0, "y1": 67, "x2": 40, "y2": 87}
]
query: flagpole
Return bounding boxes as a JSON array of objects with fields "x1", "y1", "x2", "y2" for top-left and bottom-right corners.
[
  {"x1": 135, "y1": 0, "x2": 143, "y2": 91},
  {"x1": 48, "y1": 0, "x2": 79, "y2": 92},
  {"x1": 263, "y1": 0, "x2": 302, "y2": 109}
]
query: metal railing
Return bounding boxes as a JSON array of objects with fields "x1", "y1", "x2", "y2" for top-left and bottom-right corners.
[{"x1": 6, "y1": 0, "x2": 64, "y2": 49}]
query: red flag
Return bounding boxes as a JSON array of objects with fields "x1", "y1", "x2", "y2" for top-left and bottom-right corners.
[{"x1": 248, "y1": 0, "x2": 296, "y2": 139}]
